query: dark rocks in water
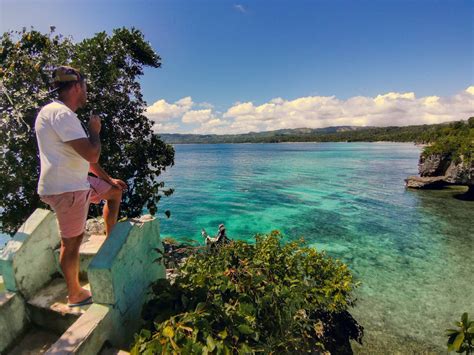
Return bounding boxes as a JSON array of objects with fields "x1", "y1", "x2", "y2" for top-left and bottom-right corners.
[
  {"x1": 406, "y1": 152, "x2": 473, "y2": 197},
  {"x1": 405, "y1": 175, "x2": 447, "y2": 189},
  {"x1": 419, "y1": 153, "x2": 451, "y2": 177},
  {"x1": 444, "y1": 159, "x2": 474, "y2": 185},
  {"x1": 454, "y1": 185, "x2": 474, "y2": 201}
]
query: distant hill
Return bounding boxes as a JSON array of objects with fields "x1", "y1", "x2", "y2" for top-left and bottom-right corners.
[{"x1": 157, "y1": 121, "x2": 465, "y2": 144}]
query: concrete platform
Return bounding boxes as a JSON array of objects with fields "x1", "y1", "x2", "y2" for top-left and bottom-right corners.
[
  {"x1": 27, "y1": 278, "x2": 92, "y2": 334},
  {"x1": 7, "y1": 327, "x2": 58, "y2": 355}
]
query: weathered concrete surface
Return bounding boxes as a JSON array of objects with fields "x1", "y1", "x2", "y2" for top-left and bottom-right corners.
[
  {"x1": 0, "y1": 292, "x2": 28, "y2": 353},
  {"x1": 88, "y1": 216, "x2": 165, "y2": 348},
  {"x1": 28, "y1": 278, "x2": 90, "y2": 334},
  {"x1": 0, "y1": 209, "x2": 60, "y2": 299},
  {"x1": 7, "y1": 327, "x2": 58, "y2": 355},
  {"x1": 45, "y1": 304, "x2": 112, "y2": 355}
]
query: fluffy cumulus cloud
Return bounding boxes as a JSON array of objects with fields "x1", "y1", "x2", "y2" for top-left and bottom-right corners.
[{"x1": 145, "y1": 86, "x2": 474, "y2": 134}]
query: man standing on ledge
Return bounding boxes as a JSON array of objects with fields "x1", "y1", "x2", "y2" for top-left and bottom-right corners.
[{"x1": 35, "y1": 66, "x2": 127, "y2": 307}]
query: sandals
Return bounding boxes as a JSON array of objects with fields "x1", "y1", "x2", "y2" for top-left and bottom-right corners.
[{"x1": 67, "y1": 295, "x2": 93, "y2": 307}]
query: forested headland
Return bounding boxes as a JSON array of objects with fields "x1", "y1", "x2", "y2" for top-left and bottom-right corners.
[{"x1": 159, "y1": 119, "x2": 473, "y2": 145}]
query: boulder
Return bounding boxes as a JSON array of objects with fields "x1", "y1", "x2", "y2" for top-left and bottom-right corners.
[
  {"x1": 418, "y1": 153, "x2": 451, "y2": 177},
  {"x1": 405, "y1": 175, "x2": 447, "y2": 189},
  {"x1": 407, "y1": 152, "x2": 474, "y2": 197},
  {"x1": 443, "y1": 158, "x2": 474, "y2": 185}
]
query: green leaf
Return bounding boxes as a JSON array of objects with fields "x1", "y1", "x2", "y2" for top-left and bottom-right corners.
[
  {"x1": 206, "y1": 335, "x2": 216, "y2": 352},
  {"x1": 239, "y1": 343, "x2": 253, "y2": 354},
  {"x1": 461, "y1": 313, "x2": 468, "y2": 326},
  {"x1": 237, "y1": 324, "x2": 254, "y2": 335},
  {"x1": 446, "y1": 329, "x2": 459, "y2": 336},
  {"x1": 453, "y1": 332, "x2": 465, "y2": 351},
  {"x1": 467, "y1": 326, "x2": 474, "y2": 334},
  {"x1": 195, "y1": 302, "x2": 206, "y2": 312},
  {"x1": 218, "y1": 329, "x2": 228, "y2": 339}
]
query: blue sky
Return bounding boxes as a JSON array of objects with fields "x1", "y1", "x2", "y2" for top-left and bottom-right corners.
[{"x1": 1, "y1": 0, "x2": 473, "y2": 133}]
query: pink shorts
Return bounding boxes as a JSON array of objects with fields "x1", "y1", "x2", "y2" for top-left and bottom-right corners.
[{"x1": 40, "y1": 176, "x2": 112, "y2": 239}]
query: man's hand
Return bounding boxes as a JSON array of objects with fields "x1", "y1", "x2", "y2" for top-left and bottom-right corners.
[
  {"x1": 88, "y1": 114, "x2": 101, "y2": 135},
  {"x1": 110, "y1": 178, "x2": 127, "y2": 191}
]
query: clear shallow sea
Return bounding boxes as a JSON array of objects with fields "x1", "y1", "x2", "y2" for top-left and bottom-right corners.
[
  {"x1": 1, "y1": 142, "x2": 472, "y2": 352},
  {"x1": 156, "y1": 142, "x2": 473, "y2": 353}
]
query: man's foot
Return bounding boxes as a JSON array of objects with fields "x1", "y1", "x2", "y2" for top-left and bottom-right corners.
[
  {"x1": 68, "y1": 295, "x2": 93, "y2": 308},
  {"x1": 68, "y1": 287, "x2": 92, "y2": 305}
]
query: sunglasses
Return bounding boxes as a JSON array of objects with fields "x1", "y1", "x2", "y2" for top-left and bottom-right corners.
[{"x1": 52, "y1": 67, "x2": 85, "y2": 83}]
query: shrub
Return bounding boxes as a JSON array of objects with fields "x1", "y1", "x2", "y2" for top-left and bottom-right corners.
[
  {"x1": 131, "y1": 231, "x2": 363, "y2": 354},
  {"x1": 446, "y1": 313, "x2": 474, "y2": 354},
  {"x1": 423, "y1": 119, "x2": 474, "y2": 164}
]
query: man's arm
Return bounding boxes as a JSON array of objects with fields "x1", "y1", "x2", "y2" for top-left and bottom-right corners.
[
  {"x1": 66, "y1": 115, "x2": 101, "y2": 163},
  {"x1": 89, "y1": 163, "x2": 128, "y2": 190}
]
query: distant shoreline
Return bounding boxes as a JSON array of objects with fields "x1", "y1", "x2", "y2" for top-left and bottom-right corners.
[
  {"x1": 168, "y1": 141, "x2": 420, "y2": 145},
  {"x1": 158, "y1": 120, "x2": 468, "y2": 145}
]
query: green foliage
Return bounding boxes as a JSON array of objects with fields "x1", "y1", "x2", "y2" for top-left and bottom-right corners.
[
  {"x1": 132, "y1": 232, "x2": 362, "y2": 354},
  {"x1": 159, "y1": 119, "x2": 474, "y2": 145},
  {"x1": 423, "y1": 119, "x2": 474, "y2": 164},
  {"x1": 0, "y1": 27, "x2": 174, "y2": 235},
  {"x1": 446, "y1": 313, "x2": 474, "y2": 354}
]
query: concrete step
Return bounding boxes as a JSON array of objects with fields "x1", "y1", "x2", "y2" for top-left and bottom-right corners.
[
  {"x1": 27, "y1": 278, "x2": 92, "y2": 334},
  {"x1": 6, "y1": 326, "x2": 58, "y2": 354},
  {"x1": 100, "y1": 344, "x2": 130, "y2": 355},
  {"x1": 54, "y1": 234, "x2": 107, "y2": 280}
]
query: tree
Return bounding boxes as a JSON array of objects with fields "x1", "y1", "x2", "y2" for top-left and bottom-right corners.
[{"x1": 0, "y1": 27, "x2": 174, "y2": 235}]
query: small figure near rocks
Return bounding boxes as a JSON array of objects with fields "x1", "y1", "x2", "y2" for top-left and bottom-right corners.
[{"x1": 202, "y1": 224, "x2": 231, "y2": 248}]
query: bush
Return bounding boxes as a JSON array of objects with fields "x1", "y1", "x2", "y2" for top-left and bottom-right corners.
[
  {"x1": 446, "y1": 313, "x2": 474, "y2": 354},
  {"x1": 422, "y1": 119, "x2": 474, "y2": 164},
  {"x1": 131, "y1": 232, "x2": 363, "y2": 354}
]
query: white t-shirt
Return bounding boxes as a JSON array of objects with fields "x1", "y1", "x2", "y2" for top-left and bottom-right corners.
[{"x1": 35, "y1": 100, "x2": 90, "y2": 195}]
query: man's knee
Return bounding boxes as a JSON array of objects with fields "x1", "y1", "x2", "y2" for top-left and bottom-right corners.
[
  {"x1": 61, "y1": 234, "x2": 84, "y2": 251},
  {"x1": 108, "y1": 186, "x2": 122, "y2": 202}
]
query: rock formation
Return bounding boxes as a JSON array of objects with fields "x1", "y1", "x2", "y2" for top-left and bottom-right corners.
[{"x1": 405, "y1": 152, "x2": 474, "y2": 197}]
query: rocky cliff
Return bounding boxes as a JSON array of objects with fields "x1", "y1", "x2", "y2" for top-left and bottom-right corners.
[{"x1": 405, "y1": 153, "x2": 474, "y2": 197}]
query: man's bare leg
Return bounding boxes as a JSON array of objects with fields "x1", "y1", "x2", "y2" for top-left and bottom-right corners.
[
  {"x1": 102, "y1": 186, "x2": 122, "y2": 237},
  {"x1": 60, "y1": 235, "x2": 91, "y2": 303}
]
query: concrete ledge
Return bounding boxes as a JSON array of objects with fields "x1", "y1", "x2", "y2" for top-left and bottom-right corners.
[
  {"x1": 45, "y1": 304, "x2": 112, "y2": 355},
  {"x1": 0, "y1": 209, "x2": 60, "y2": 298},
  {"x1": 88, "y1": 216, "x2": 165, "y2": 348},
  {"x1": 0, "y1": 292, "x2": 28, "y2": 353}
]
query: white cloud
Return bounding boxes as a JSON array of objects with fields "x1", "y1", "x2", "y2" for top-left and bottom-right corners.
[
  {"x1": 198, "y1": 102, "x2": 215, "y2": 109},
  {"x1": 182, "y1": 109, "x2": 214, "y2": 123},
  {"x1": 145, "y1": 96, "x2": 193, "y2": 121},
  {"x1": 233, "y1": 4, "x2": 246, "y2": 13},
  {"x1": 151, "y1": 122, "x2": 181, "y2": 134},
  {"x1": 146, "y1": 86, "x2": 474, "y2": 134}
]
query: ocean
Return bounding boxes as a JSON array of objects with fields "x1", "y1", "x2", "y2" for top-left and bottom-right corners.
[
  {"x1": 1, "y1": 142, "x2": 472, "y2": 352},
  {"x1": 156, "y1": 142, "x2": 473, "y2": 352}
]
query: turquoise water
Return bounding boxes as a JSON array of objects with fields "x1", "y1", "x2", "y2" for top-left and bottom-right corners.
[{"x1": 157, "y1": 142, "x2": 473, "y2": 353}]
